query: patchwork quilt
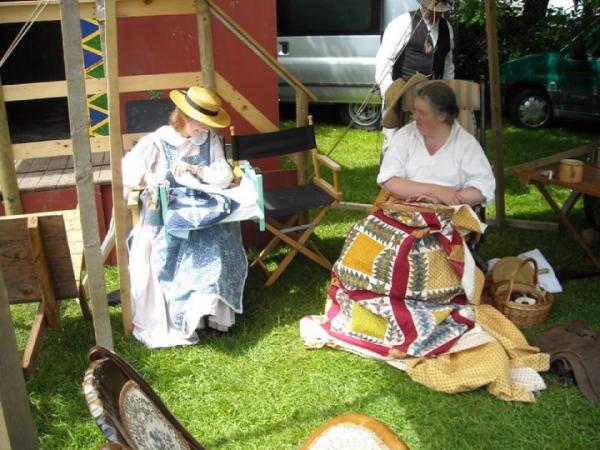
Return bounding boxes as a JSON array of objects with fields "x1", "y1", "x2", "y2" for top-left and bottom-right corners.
[{"x1": 311, "y1": 202, "x2": 486, "y2": 358}]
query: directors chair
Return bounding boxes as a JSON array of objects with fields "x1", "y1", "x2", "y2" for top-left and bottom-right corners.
[{"x1": 230, "y1": 116, "x2": 342, "y2": 286}]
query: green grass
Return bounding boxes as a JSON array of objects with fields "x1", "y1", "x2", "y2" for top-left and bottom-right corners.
[{"x1": 10, "y1": 121, "x2": 600, "y2": 449}]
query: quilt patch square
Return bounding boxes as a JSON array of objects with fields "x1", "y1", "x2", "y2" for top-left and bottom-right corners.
[{"x1": 341, "y1": 233, "x2": 384, "y2": 276}]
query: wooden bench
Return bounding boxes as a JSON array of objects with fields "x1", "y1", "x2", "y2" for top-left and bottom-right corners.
[{"x1": 0, "y1": 209, "x2": 90, "y2": 378}]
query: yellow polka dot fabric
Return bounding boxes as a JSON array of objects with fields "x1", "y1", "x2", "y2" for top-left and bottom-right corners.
[{"x1": 405, "y1": 305, "x2": 549, "y2": 402}]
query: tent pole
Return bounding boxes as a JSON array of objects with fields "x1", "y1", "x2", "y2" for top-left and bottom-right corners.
[
  {"x1": 60, "y1": 0, "x2": 113, "y2": 348},
  {"x1": 0, "y1": 81, "x2": 22, "y2": 215},
  {"x1": 485, "y1": 0, "x2": 506, "y2": 227}
]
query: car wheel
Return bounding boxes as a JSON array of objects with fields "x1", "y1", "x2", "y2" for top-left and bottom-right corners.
[
  {"x1": 508, "y1": 88, "x2": 552, "y2": 129},
  {"x1": 584, "y1": 194, "x2": 600, "y2": 230},
  {"x1": 339, "y1": 103, "x2": 381, "y2": 130}
]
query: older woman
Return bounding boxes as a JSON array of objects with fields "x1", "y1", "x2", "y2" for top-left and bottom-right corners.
[
  {"x1": 123, "y1": 86, "x2": 247, "y2": 348},
  {"x1": 378, "y1": 81, "x2": 495, "y2": 206},
  {"x1": 300, "y1": 83, "x2": 548, "y2": 401}
]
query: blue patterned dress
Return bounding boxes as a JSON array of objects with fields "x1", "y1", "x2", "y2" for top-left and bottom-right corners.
[{"x1": 124, "y1": 126, "x2": 248, "y2": 348}]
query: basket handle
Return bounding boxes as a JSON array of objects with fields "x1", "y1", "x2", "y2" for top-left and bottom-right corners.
[{"x1": 505, "y1": 257, "x2": 539, "y2": 296}]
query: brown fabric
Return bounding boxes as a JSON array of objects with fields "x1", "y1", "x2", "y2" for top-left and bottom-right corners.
[{"x1": 530, "y1": 321, "x2": 600, "y2": 404}]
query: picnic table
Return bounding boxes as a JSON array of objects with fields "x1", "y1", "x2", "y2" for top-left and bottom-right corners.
[{"x1": 516, "y1": 162, "x2": 600, "y2": 272}]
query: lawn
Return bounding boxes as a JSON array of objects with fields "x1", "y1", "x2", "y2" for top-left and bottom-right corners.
[{"x1": 10, "y1": 119, "x2": 600, "y2": 449}]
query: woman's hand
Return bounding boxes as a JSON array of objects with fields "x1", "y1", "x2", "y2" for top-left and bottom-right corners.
[
  {"x1": 173, "y1": 162, "x2": 204, "y2": 178},
  {"x1": 414, "y1": 185, "x2": 462, "y2": 205},
  {"x1": 434, "y1": 186, "x2": 463, "y2": 205}
]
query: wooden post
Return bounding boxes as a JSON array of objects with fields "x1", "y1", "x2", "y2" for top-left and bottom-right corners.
[
  {"x1": 295, "y1": 90, "x2": 309, "y2": 185},
  {"x1": 97, "y1": 0, "x2": 133, "y2": 336},
  {"x1": 0, "y1": 81, "x2": 22, "y2": 215},
  {"x1": 0, "y1": 271, "x2": 39, "y2": 450},
  {"x1": 60, "y1": 0, "x2": 113, "y2": 349},
  {"x1": 485, "y1": 0, "x2": 505, "y2": 227},
  {"x1": 197, "y1": 0, "x2": 216, "y2": 90}
]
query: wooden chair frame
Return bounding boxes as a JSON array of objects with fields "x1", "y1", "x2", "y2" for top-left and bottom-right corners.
[
  {"x1": 230, "y1": 116, "x2": 342, "y2": 286},
  {"x1": 0, "y1": 209, "x2": 90, "y2": 378}
]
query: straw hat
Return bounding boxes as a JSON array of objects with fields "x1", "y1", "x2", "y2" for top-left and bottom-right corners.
[
  {"x1": 419, "y1": 0, "x2": 452, "y2": 12},
  {"x1": 381, "y1": 73, "x2": 428, "y2": 129},
  {"x1": 169, "y1": 86, "x2": 231, "y2": 128}
]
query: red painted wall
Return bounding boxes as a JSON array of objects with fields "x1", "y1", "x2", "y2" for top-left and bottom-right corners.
[{"x1": 117, "y1": 1, "x2": 280, "y2": 171}]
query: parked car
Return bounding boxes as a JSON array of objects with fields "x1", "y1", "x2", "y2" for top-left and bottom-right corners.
[
  {"x1": 500, "y1": 19, "x2": 600, "y2": 129},
  {"x1": 276, "y1": 0, "x2": 418, "y2": 129}
]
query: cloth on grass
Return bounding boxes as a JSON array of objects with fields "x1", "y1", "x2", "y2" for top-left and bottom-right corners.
[
  {"x1": 530, "y1": 321, "x2": 600, "y2": 404},
  {"x1": 301, "y1": 202, "x2": 548, "y2": 402}
]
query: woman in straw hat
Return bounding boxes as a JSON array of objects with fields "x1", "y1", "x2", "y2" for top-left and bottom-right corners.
[
  {"x1": 122, "y1": 86, "x2": 247, "y2": 348},
  {"x1": 377, "y1": 81, "x2": 495, "y2": 206}
]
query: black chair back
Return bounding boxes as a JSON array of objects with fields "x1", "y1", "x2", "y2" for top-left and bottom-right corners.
[{"x1": 230, "y1": 125, "x2": 316, "y2": 160}]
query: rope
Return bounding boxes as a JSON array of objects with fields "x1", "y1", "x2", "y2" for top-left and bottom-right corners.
[
  {"x1": 326, "y1": 13, "x2": 427, "y2": 157},
  {"x1": 0, "y1": 0, "x2": 52, "y2": 70}
]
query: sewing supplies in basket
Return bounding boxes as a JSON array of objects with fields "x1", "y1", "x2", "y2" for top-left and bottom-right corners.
[{"x1": 490, "y1": 256, "x2": 554, "y2": 327}]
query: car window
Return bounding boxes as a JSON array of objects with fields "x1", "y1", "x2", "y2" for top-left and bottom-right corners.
[
  {"x1": 564, "y1": 20, "x2": 600, "y2": 59},
  {"x1": 277, "y1": 0, "x2": 383, "y2": 36}
]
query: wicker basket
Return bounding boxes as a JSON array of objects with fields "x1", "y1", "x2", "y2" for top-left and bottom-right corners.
[{"x1": 492, "y1": 257, "x2": 554, "y2": 327}]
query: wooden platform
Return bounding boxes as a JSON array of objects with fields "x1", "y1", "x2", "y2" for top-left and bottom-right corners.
[{"x1": 12, "y1": 152, "x2": 112, "y2": 193}]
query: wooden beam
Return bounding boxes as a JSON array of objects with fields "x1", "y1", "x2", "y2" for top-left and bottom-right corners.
[
  {"x1": 11, "y1": 133, "x2": 146, "y2": 160},
  {"x1": 214, "y1": 72, "x2": 278, "y2": 132},
  {"x1": 486, "y1": 217, "x2": 559, "y2": 231},
  {"x1": 294, "y1": 91, "x2": 309, "y2": 185},
  {"x1": 98, "y1": 0, "x2": 133, "y2": 336},
  {"x1": 0, "y1": 80, "x2": 22, "y2": 214},
  {"x1": 21, "y1": 302, "x2": 46, "y2": 380},
  {"x1": 60, "y1": 0, "x2": 113, "y2": 349},
  {"x1": 485, "y1": 0, "x2": 505, "y2": 227},
  {"x1": 0, "y1": 0, "x2": 197, "y2": 24},
  {"x1": 0, "y1": 270, "x2": 39, "y2": 450},
  {"x1": 27, "y1": 217, "x2": 59, "y2": 327},
  {"x1": 197, "y1": 0, "x2": 215, "y2": 90},
  {"x1": 504, "y1": 140, "x2": 600, "y2": 176},
  {"x1": 205, "y1": 0, "x2": 316, "y2": 101}
]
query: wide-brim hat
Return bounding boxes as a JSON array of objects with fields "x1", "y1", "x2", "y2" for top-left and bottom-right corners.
[
  {"x1": 382, "y1": 73, "x2": 428, "y2": 129},
  {"x1": 419, "y1": 0, "x2": 451, "y2": 12},
  {"x1": 169, "y1": 86, "x2": 231, "y2": 128}
]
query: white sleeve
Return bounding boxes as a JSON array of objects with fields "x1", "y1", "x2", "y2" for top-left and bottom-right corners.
[
  {"x1": 375, "y1": 14, "x2": 412, "y2": 98},
  {"x1": 377, "y1": 129, "x2": 409, "y2": 185},
  {"x1": 121, "y1": 133, "x2": 160, "y2": 189},
  {"x1": 201, "y1": 132, "x2": 234, "y2": 189},
  {"x1": 459, "y1": 136, "x2": 496, "y2": 206},
  {"x1": 443, "y1": 24, "x2": 455, "y2": 80}
]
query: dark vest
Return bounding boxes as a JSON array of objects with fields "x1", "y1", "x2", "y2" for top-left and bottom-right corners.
[{"x1": 392, "y1": 11, "x2": 451, "y2": 81}]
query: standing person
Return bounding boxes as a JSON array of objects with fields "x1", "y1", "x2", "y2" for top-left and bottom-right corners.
[
  {"x1": 375, "y1": 0, "x2": 455, "y2": 155},
  {"x1": 122, "y1": 86, "x2": 248, "y2": 349}
]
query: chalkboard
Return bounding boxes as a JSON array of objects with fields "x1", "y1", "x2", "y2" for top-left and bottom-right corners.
[{"x1": 126, "y1": 98, "x2": 174, "y2": 133}]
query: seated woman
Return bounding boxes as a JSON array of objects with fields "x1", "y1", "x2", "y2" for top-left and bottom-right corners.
[
  {"x1": 123, "y1": 86, "x2": 248, "y2": 349},
  {"x1": 301, "y1": 83, "x2": 549, "y2": 402},
  {"x1": 378, "y1": 81, "x2": 495, "y2": 206}
]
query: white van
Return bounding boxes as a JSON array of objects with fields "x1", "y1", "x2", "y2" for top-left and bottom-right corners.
[{"x1": 276, "y1": 0, "x2": 419, "y2": 129}]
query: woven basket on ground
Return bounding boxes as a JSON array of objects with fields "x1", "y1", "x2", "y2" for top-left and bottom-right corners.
[{"x1": 492, "y1": 257, "x2": 554, "y2": 327}]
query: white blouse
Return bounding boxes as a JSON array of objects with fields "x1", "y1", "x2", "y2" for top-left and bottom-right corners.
[
  {"x1": 377, "y1": 121, "x2": 496, "y2": 205},
  {"x1": 122, "y1": 125, "x2": 233, "y2": 190}
]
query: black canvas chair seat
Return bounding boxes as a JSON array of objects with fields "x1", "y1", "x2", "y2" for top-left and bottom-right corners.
[
  {"x1": 230, "y1": 116, "x2": 342, "y2": 286},
  {"x1": 264, "y1": 184, "x2": 335, "y2": 218}
]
